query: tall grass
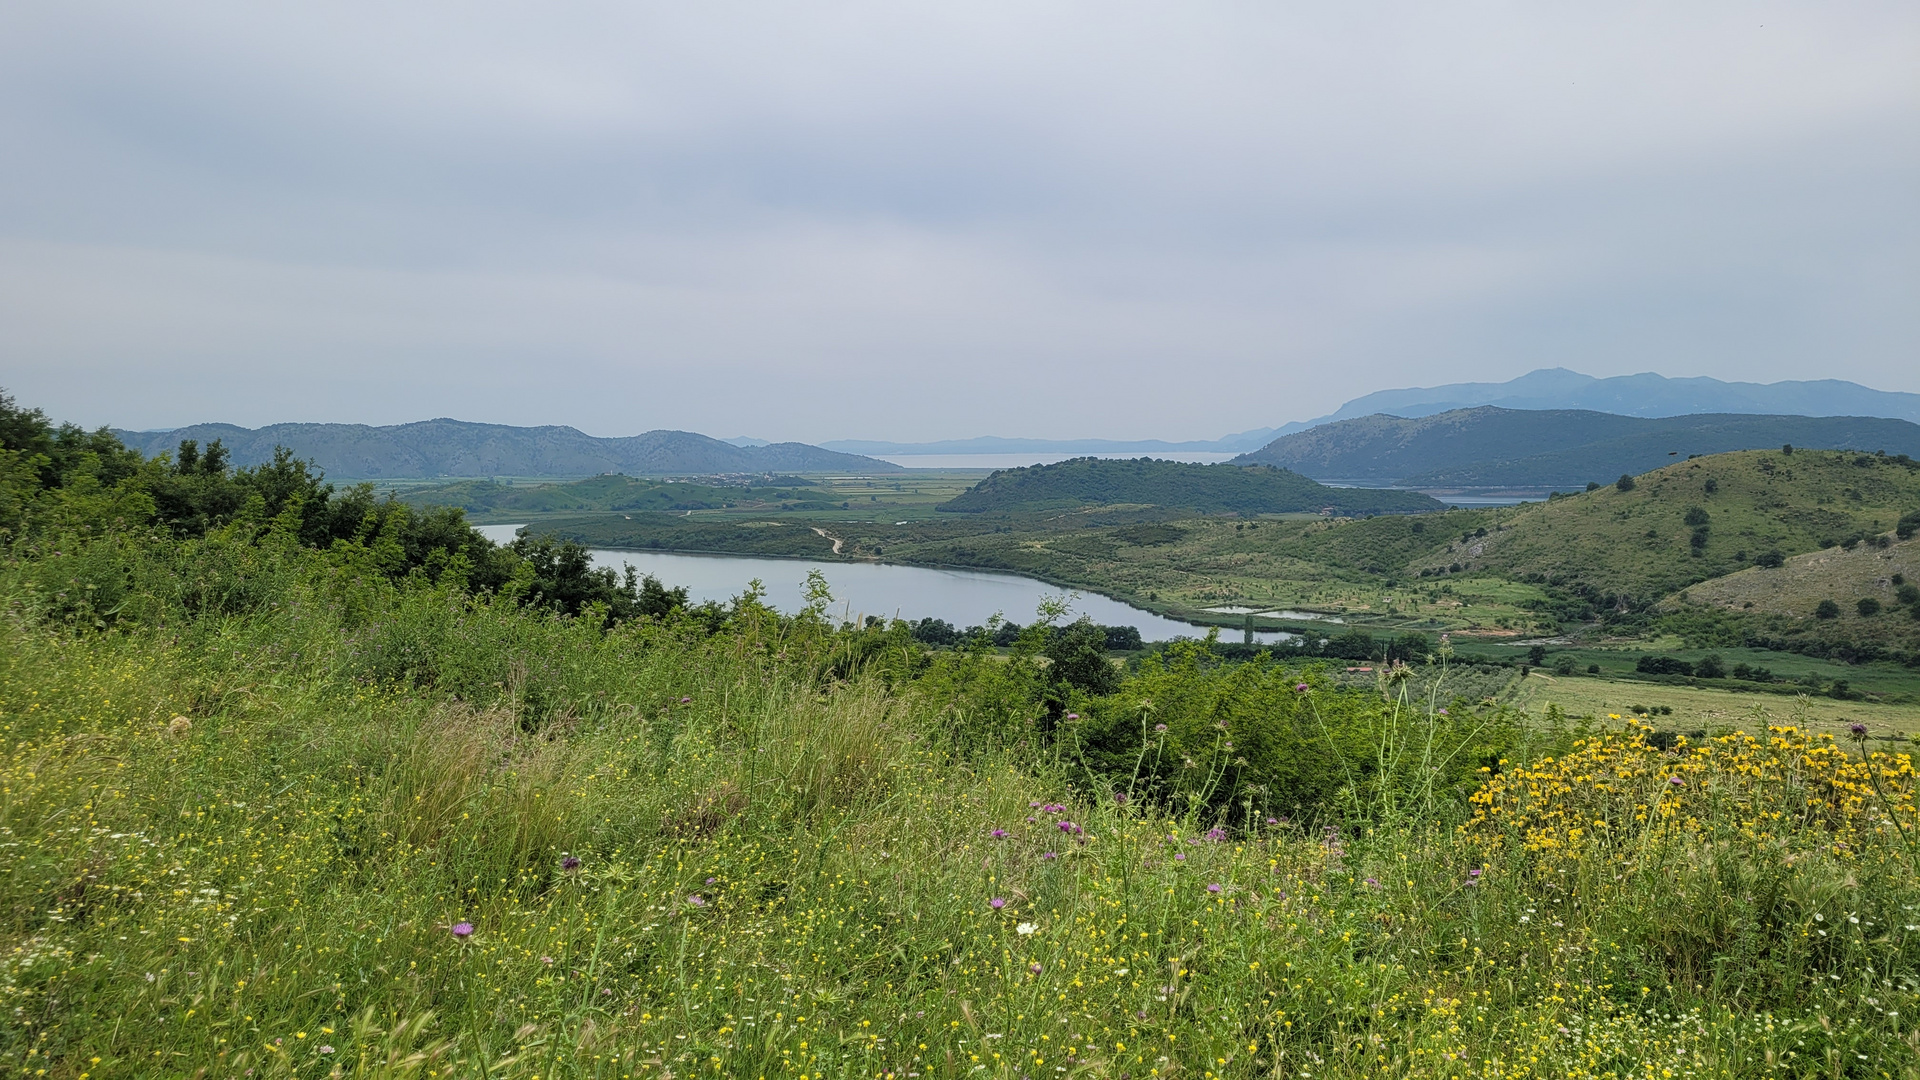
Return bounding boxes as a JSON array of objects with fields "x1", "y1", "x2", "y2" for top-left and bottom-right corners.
[{"x1": 0, "y1": 543, "x2": 1916, "y2": 1078}]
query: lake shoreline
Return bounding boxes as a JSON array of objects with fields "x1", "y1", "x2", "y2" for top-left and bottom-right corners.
[{"x1": 485, "y1": 523, "x2": 1320, "y2": 641}]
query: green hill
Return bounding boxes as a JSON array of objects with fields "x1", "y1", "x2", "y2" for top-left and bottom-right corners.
[
  {"x1": 401, "y1": 475, "x2": 836, "y2": 518},
  {"x1": 1232, "y1": 407, "x2": 1920, "y2": 488},
  {"x1": 1435, "y1": 449, "x2": 1920, "y2": 600},
  {"x1": 935, "y1": 457, "x2": 1441, "y2": 516}
]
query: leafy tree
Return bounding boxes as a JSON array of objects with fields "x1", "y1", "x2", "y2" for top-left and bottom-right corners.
[
  {"x1": 510, "y1": 534, "x2": 684, "y2": 626},
  {"x1": 1615, "y1": 474, "x2": 1636, "y2": 492},
  {"x1": 1044, "y1": 617, "x2": 1121, "y2": 697},
  {"x1": 1857, "y1": 597, "x2": 1882, "y2": 617},
  {"x1": 1815, "y1": 599, "x2": 1841, "y2": 619}
]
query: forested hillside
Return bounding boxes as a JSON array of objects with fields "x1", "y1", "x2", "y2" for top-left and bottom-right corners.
[
  {"x1": 938, "y1": 457, "x2": 1440, "y2": 515},
  {"x1": 1234, "y1": 406, "x2": 1920, "y2": 488},
  {"x1": 116, "y1": 418, "x2": 901, "y2": 478}
]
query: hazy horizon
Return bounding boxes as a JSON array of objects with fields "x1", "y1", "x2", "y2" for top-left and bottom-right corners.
[{"x1": 4, "y1": 3, "x2": 1916, "y2": 442}]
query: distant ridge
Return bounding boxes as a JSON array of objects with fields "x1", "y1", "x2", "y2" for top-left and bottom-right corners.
[
  {"x1": 1273, "y1": 368, "x2": 1920, "y2": 436},
  {"x1": 115, "y1": 420, "x2": 901, "y2": 479},
  {"x1": 1233, "y1": 408, "x2": 1920, "y2": 488},
  {"x1": 825, "y1": 370, "x2": 1920, "y2": 455}
]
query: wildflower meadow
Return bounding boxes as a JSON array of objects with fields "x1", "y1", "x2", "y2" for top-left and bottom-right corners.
[{"x1": 1, "y1": 524, "x2": 1917, "y2": 1077}]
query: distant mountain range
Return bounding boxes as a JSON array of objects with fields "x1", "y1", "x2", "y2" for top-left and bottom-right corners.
[
  {"x1": 1293, "y1": 368, "x2": 1920, "y2": 429},
  {"x1": 826, "y1": 369, "x2": 1920, "y2": 456},
  {"x1": 1232, "y1": 408, "x2": 1920, "y2": 489},
  {"x1": 115, "y1": 420, "x2": 901, "y2": 479}
]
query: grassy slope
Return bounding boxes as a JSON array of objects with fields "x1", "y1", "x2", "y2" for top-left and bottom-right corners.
[
  {"x1": 1677, "y1": 534, "x2": 1920, "y2": 621},
  {"x1": 1505, "y1": 669, "x2": 1920, "y2": 738},
  {"x1": 1453, "y1": 449, "x2": 1920, "y2": 599},
  {"x1": 937, "y1": 458, "x2": 1440, "y2": 515},
  {"x1": 4, "y1": 565, "x2": 1917, "y2": 1075}
]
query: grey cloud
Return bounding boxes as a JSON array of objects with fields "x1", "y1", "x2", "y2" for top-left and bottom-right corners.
[{"x1": 1, "y1": 1, "x2": 1915, "y2": 440}]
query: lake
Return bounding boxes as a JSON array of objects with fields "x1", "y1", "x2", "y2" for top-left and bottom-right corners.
[
  {"x1": 876, "y1": 451, "x2": 1244, "y2": 469},
  {"x1": 475, "y1": 524, "x2": 1298, "y2": 643}
]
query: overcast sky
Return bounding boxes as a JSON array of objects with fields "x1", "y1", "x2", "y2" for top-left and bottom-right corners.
[{"x1": 2, "y1": 2, "x2": 1915, "y2": 442}]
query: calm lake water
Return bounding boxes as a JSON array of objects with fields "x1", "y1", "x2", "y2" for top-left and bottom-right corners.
[
  {"x1": 476, "y1": 524, "x2": 1296, "y2": 643},
  {"x1": 877, "y1": 451, "x2": 1243, "y2": 469}
]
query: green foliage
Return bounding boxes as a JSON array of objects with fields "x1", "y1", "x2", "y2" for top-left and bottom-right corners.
[
  {"x1": 938, "y1": 457, "x2": 1440, "y2": 515},
  {"x1": 402, "y1": 474, "x2": 828, "y2": 517},
  {"x1": 1816, "y1": 599, "x2": 1841, "y2": 619},
  {"x1": 1069, "y1": 647, "x2": 1525, "y2": 823}
]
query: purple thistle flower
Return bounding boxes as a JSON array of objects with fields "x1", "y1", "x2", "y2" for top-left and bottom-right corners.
[
  {"x1": 1206, "y1": 883, "x2": 1222, "y2": 893},
  {"x1": 990, "y1": 828, "x2": 1008, "y2": 839},
  {"x1": 1668, "y1": 775, "x2": 1685, "y2": 786},
  {"x1": 1437, "y1": 708, "x2": 1449, "y2": 715},
  {"x1": 1174, "y1": 852, "x2": 1186, "y2": 861},
  {"x1": 1265, "y1": 817, "x2": 1279, "y2": 826},
  {"x1": 680, "y1": 696, "x2": 692, "y2": 704},
  {"x1": 1113, "y1": 792, "x2": 1129, "y2": 805},
  {"x1": 1468, "y1": 868, "x2": 1482, "y2": 877},
  {"x1": 450, "y1": 922, "x2": 473, "y2": 938},
  {"x1": 1295, "y1": 683, "x2": 1309, "y2": 692},
  {"x1": 1851, "y1": 723, "x2": 1869, "y2": 737},
  {"x1": 990, "y1": 897, "x2": 1006, "y2": 909},
  {"x1": 706, "y1": 876, "x2": 716, "y2": 884},
  {"x1": 1065, "y1": 713, "x2": 1079, "y2": 721},
  {"x1": 1029, "y1": 962, "x2": 1043, "y2": 974},
  {"x1": 1041, "y1": 852, "x2": 1059, "y2": 860},
  {"x1": 1154, "y1": 723, "x2": 1169, "y2": 733},
  {"x1": 688, "y1": 894, "x2": 706, "y2": 906},
  {"x1": 561, "y1": 855, "x2": 581, "y2": 871}
]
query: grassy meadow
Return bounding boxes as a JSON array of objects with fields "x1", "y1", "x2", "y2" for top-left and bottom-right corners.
[{"x1": 4, "y1": 537, "x2": 1920, "y2": 1078}]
